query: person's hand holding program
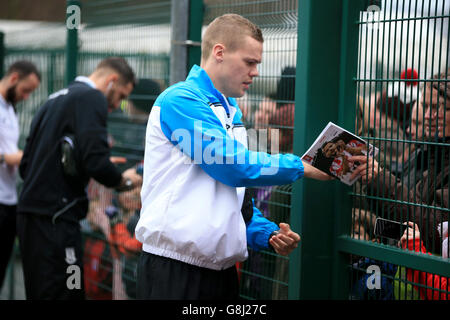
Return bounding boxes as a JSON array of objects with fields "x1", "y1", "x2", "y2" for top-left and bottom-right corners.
[{"x1": 348, "y1": 155, "x2": 380, "y2": 183}]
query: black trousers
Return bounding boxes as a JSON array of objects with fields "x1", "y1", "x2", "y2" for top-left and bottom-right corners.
[
  {"x1": 137, "y1": 251, "x2": 240, "y2": 300},
  {"x1": 16, "y1": 212, "x2": 85, "y2": 300},
  {"x1": 0, "y1": 204, "x2": 17, "y2": 289}
]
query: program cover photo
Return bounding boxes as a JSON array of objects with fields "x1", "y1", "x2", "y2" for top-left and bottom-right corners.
[{"x1": 301, "y1": 122, "x2": 378, "y2": 186}]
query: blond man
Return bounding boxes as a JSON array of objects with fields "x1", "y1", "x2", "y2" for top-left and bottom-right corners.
[{"x1": 136, "y1": 14, "x2": 329, "y2": 299}]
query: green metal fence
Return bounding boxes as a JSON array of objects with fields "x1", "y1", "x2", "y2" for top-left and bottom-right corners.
[
  {"x1": 202, "y1": 0, "x2": 299, "y2": 300},
  {"x1": 1, "y1": 0, "x2": 449, "y2": 300},
  {"x1": 346, "y1": 0, "x2": 450, "y2": 300},
  {"x1": 4, "y1": 48, "x2": 66, "y2": 147}
]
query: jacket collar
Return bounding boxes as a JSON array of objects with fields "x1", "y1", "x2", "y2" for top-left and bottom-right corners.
[
  {"x1": 0, "y1": 92, "x2": 15, "y2": 113},
  {"x1": 186, "y1": 65, "x2": 238, "y2": 114},
  {"x1": 75, "y1": 76, "x2": 97, "y2": 89}
]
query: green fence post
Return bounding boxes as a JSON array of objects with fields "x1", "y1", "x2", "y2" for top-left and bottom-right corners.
[
  {"x1": 48, "y1": 52, "x2": 55, "y2": 96},
  {"x1": 186, "y1": 0, "x2": 204, "y2": 72},
  {"x1": 0, "y1": 31, "x2": 4, "y2": 78},
  {"x1": 65, "y1": 0, "x2": 80, "y2": 86},
  {"x1": 331, "y1": 0, "x2": 367, "y2": 300},
  {"x1": 290, "y1": 0, "x2": 362, "y2": 299},
  {"x1": 170, "y1": 0, "x2": 189, "y2": 85}
]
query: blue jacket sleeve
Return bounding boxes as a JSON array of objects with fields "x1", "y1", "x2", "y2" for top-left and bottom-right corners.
[
  {"x1": 246, "y1": 204, "x2": 279, "y2": 251},
  {"x1": 159, "y1": 86, "x2": 304, "y2": 187}
]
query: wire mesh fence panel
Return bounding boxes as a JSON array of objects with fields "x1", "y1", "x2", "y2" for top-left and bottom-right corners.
[
  {"x1": 203, "y1": 0, "x2": 298, "y2": 300},
  {"x1": 78, "y1": 0, "x2": 172, "y2": 165},
  {"x1": 349, "y1": 253, "x2": 449, "y2": 300},
  {"x1": 349, "y1": 0, "x2": 449, "y2": 300}
]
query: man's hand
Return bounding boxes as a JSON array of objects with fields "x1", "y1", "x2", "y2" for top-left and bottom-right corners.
[
  {"x1": 4, "y1": 150, "x2": 23, "y2": 166},
  {"x1": 303, "y1": 162, "x2": 334, "y2": 181},
  {"x1": 269, "y1": 223, "x2": 300, "y2": 256},
  {"x1": 348, "y1": 155, "x2": 379, "y2": 183}
]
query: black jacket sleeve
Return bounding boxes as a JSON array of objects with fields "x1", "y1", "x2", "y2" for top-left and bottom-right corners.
[
  {"x1": 74, "y1": 89, "x2": 122, "y2": 188},
  {"x1": 19, "y1": 104, "x2": 48, "y2": 180}
]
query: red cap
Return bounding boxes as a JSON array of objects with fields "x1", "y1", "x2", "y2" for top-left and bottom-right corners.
[{"x1": 401, "y1": 68, "x2": 419, "y2": 86}]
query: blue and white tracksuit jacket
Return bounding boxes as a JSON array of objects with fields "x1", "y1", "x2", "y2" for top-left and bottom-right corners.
[{"x1": 135, "y1": 65, "x2": 305, "y2": 270}]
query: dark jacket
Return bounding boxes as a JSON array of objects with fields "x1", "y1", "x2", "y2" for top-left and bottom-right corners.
[
  {"x1": 18, "y1": 81, "x2": 122, "y2": 221},
  {"x1": 366, "y1": 139, "x2": 449, "y2": 254}
]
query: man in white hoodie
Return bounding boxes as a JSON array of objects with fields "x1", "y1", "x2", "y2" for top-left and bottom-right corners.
[{"x1": 136, "y1": 13, "x2": 330, "y2": 299}]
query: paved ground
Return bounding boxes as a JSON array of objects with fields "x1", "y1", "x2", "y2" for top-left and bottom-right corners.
[{"x1": 0, "y1": 249, "x2": 26, "y2": 300}]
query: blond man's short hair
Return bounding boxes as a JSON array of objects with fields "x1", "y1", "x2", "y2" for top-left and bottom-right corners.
[{"x1": 201, "y1": 14, "x2": 263, "y2": 62}]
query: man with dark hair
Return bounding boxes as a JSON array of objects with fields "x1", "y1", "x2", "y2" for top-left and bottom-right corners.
[
  {"x1": 0, "y1": 60, "x2": 40, "y2": 290},
  {"x1": 17, "y1": 56, "x2": 141, "y2": 300},
  {"x1": 96, "y1": 57, "x2": 136, "y2": 88}
]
